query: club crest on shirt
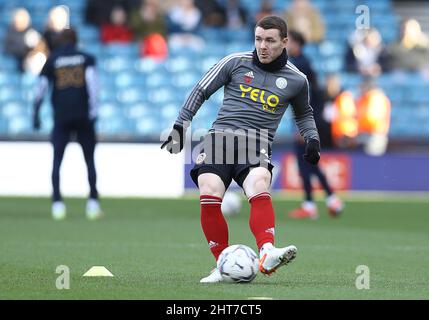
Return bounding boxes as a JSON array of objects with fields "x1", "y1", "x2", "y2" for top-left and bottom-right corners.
[
  {"x1": 196, "y1": 153, "x2": 207, "y2": 164},
  {"x1": 244, "y1": 71, "x2": 254, "y2": 84},
  {"x1": 276, "y1": 77, "x2": 288, "y2": 89}
]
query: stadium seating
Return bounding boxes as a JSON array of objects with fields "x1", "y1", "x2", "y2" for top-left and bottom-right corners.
[{"x1": 0, "y1": 0, "x2": 427, "y2": 142}]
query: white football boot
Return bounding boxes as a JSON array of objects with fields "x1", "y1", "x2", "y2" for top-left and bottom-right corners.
[
  {"x1": 259, "y1": 243, "x2": 297, "y2": 275},
  {"x1": 86, "y1": 199, "x2": 104, "y2": 221},
  {"x1": 52, "y1": 201, "x2": 66, "y2": 221},
  {"x1": 200, "y1": 268, "x2": 223, "y2": 283}
]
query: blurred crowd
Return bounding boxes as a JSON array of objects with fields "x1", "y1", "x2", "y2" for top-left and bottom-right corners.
[
  {"x1": 4, "y1": 0, "x2": 429, "y2": 73},
  {"x1": 3, "y1": 5, "x2": 70, "y2": 74},
  {"x1": 345, "y1": 18, "x2": 429, "y2": 76},
  {"x1": 287, "y1": 29, "x2": 392, "y2": 156},
  {"x1": 4, "y1": 0, "x2": 429, "y2": 72},
  {"x1": 2, "y1": 0, "x2": 429, "y2": 154}
]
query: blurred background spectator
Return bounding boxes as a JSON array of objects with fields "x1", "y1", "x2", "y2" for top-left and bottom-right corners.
[
  {"x1": 166, "y1": 0, "x2": 204, "y2": 51},
  {"x1": 287, "y1": 30, "x2": 319, "y2": 99},
  {"x1": 345, "y1": 28, "x2": 385, "y2": 77},
  {"x1": 43, "y1": 5, "x2": 70, "y2": 52},
  {"x1": 22, "y1": 39, "x2": 49, "y2": 76},
  {"x1": 3, "y1": 8, "x2": 45, "y2": 73},
  {"x1": 129, "y1": 0, "x2": 167, "y2": 41},
  {"x1": 284, "y1": 0, "x2": 325, "y2": 43},
  {"x1": 356, "y1": 78, "x2": 391, "y2": 156},
  {"x1": 128, "y1": 0, "x2": 168, "y2": 59},
  {"x1": 323, "y1": 74, "x2": 358, "y2": 149},
  {"x1": 100, "y1": 6, "x2": 133, "y2": 44},
  {"x1": 382, "y1": 18, "x2": 429, "y2": 73}
]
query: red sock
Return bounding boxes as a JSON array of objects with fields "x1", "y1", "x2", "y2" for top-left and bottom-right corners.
[
  {"x1": 200, "y1": 195, "x2": 229, "y2": 261},
  {"x1": 249, "y1": 192, "x2": 275, "y2": 249}
]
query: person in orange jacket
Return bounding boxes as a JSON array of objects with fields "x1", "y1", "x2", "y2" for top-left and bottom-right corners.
[{"x1": 356, "y1": 78, "x2": 391, "y2": 156}]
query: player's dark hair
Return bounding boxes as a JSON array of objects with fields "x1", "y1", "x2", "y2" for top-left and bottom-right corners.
[
  {"x1": 288, "y1": 29, "x2": 306, "y2": 47},
  {"x1": 60, "y1": 27, "x2": 78, "y2": 46},
  {"x1": 255, "y1": 15, "x2": 288, "y2": 39}
]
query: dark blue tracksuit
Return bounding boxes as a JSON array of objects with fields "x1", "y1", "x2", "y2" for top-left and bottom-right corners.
[
  {"x1": 289, "y1": 54, "x2": 333, "y2": 201},
  {"x1": 34, "y1": 44, "x2": 98, "y2": 202}
]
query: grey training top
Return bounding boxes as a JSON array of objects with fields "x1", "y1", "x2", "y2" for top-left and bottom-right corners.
[{"x1": 174, "y1": 51, "x2": 319, "y2": 145}]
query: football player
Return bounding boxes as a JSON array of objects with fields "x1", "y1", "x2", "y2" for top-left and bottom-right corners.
[
  {"x1": 162, "y1": 16, "x2": 320, "y2": 282},
  {"x1": 33, "y1": 28, "x2": 103, "y2": 221}
]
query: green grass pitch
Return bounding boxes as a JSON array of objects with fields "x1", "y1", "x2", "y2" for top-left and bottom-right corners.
[{"x1": 0, "y1": 195, "x2": 428, "y2": 300}]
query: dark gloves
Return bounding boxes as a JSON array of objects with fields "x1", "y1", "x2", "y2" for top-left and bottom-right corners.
[
  {"x1": 303, "y1": 138, "x2": 320, "y2": 165},
  {"x1": 160, "y1": 124, "x2": 185, "y2": 154}
]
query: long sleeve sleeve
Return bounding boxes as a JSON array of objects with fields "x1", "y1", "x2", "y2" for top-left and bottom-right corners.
[
  {"x1": 33, "y1": 75, "x2": 49, "y2": 117},
  {"x1": 174, "y1": 53, "x2": 244, "y2": 127},
  {"x1": 85, "y1": 65, "x2": 98, "y2": 120},
  {"x1": 289, "y1": 79, "x2": 320, "y2": 142}
]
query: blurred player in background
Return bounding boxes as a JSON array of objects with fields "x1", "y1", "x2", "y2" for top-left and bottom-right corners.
[
  {"x1": 162, "y1": 16, "x2": 320, "y2": 282},
  {"x1": 286, "y1": 30, "x2": 343, "y2": 219},
  {"x1": 32, "y1": 28, "x2": 103, "y2": 221}
]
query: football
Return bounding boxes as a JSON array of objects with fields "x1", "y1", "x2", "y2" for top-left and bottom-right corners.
[
  {"x1": 217, "y1": 244, "x2": 259, "y2": 283},
  {"x1": 221, "y1": 191, "x2": 242, "y2": 216}
]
